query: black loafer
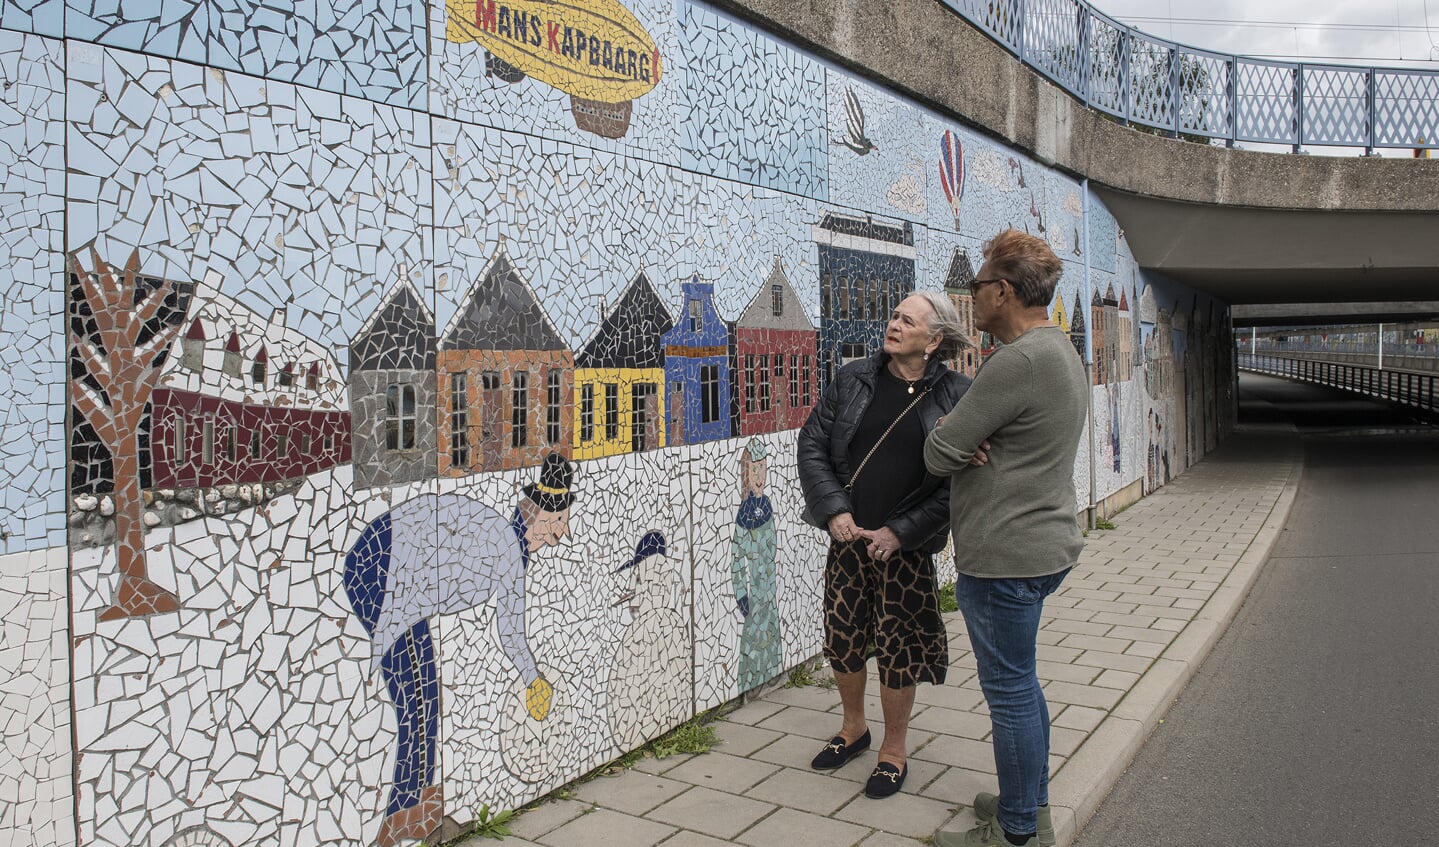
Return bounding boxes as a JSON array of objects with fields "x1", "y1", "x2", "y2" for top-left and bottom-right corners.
[
  {"x1": 864, "y1": 761, "x2": 908, "y2": 798},
  {"x1": 810, "y1": 729, "x2": 871, "y2": 770}
]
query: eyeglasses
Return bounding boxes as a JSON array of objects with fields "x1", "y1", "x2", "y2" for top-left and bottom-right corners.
[{"x1": 968, "y1": 277, "x2": 1005, "y2": 294}]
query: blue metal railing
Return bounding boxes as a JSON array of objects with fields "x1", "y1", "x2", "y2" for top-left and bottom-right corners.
[
  {"x1": 937, "y1": 0, "x2": 1439, "y2": 153},
  {"x1": 1239, "y1": 353, "x2": 1439, "y2": 415}
]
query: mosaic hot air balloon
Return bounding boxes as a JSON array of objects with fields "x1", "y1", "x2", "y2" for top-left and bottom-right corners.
[{"x1": 939, "y1": 130, "x2": 965, "y2": 229}]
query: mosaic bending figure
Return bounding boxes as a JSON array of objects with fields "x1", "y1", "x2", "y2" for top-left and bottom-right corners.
[
  {"x1": 343, "y1": 453, "x2": 575, "y2": 846},
  {"x1": 730, "y1": 439, "x2": 781, "y2": 692}
]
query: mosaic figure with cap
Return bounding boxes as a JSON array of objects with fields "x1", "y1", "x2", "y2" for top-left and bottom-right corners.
[
  {"x1": 343, "y1": 452, "x2": 576, "y2": 847},
  {"x1": 730, "y1": 439, "x2": 781, "y2": 692}
]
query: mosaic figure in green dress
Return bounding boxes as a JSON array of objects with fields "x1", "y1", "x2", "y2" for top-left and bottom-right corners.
[{"x1": 731, "y1": 439, "x2": 781, "y2": 692}]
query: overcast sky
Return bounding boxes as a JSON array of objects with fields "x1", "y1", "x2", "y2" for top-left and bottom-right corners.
[{"x1": 1092, "y1": 0, "x2": 1439, "y2": 68}]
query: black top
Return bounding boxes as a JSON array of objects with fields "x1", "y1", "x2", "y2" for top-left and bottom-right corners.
[{"x1": 847, "y1": 366, "x2": 929, "y2": 530}]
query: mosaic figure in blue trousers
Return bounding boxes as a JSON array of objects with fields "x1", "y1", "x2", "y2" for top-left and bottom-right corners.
[
  {"x1": 730, "y1": 439, "x2": 781, "y2": 692},
  {"x1": 344, "y1": 453, "x2": 575, "y2": 847}
]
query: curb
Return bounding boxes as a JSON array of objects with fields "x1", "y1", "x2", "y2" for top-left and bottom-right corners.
[{"x1": 1047, "y1": 432, "x2": 1305, "y2": 845}]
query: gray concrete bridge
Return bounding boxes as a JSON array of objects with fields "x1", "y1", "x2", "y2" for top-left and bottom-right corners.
[{"x1": 718, "y1": 0, "x2": 1439, "y2": 323}]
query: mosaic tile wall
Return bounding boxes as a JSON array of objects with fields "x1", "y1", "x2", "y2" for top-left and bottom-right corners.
[{"x1": 0, "y1": 1, "x2": 1233, "y2": 845}]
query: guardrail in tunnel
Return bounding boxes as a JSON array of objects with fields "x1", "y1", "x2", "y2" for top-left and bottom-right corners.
[
  {"x1": 1239, "y1": 352, "x2": 1439, "y2": 416},
  {"x1": 937, "y1": 0, "x2": 1439, "y2": 154}
]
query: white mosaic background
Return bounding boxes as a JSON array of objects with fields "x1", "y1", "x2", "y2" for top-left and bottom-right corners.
[{"x1": 0, "y1": 1, "x2": 1233, "y2": 845}]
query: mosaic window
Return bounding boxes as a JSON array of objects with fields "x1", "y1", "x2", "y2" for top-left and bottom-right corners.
[
  {"x1": 386, "y1": 383, "x2": 417, "y2": 451},
  {"x1": 580, "y1": 384, "x2": 595, "y2": 442},
  {"x1": 701, "y1": 365, "x2": 721, "y2": 424},
  {"x1": 511, "y1": 372, "x2": 529, "y2": 448},
  {"x1": 546, "y1": 371, "x2": 562, "y2": 446},
  {"x1": 450, "y1": 373, "x2": 470, "y2": 468}
]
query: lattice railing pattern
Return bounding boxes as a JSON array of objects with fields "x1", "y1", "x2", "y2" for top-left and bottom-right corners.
[
  {"x1": 1375, "y1": 71, "x2": 1439, "y2": 147},
  {"x1": 1023, "y1": 0, "x2": 1087, "y2": 95},
  {"x1": 938, "y1": 0, "x2": 1439, "y2": 150},
  {"x1": 1234, "y1": 60, "x2": 1296, "y2": 144},
  {"x1": 1176, "y1": 49, "x2": 1231, "y2": 137},
  {"x1": 1304, "y1": 65, "x2": 1370, "y2": 146}
]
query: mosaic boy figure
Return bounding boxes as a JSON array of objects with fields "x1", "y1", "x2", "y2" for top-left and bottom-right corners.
[{"x1": 344, "y1": 453, "x2": 575, "y2": 847}]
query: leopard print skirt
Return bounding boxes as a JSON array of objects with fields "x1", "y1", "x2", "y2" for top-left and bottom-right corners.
[{"x1": 823, "y1": 539, "x2": 948, "y2": 689}]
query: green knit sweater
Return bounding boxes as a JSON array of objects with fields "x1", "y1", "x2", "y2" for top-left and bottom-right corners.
[{"x1": 923, "y1": 325, "x2": 1088, "y2": 578}]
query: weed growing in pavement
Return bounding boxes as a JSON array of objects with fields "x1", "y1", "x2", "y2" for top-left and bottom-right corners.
[
  {"x1": 1095, "y1": 517, "x2": 1117, "y2": 531},
  {"x1": 938, "y1": 582, "x2": 959, "y2": 613},
  {"x1": 786, "y1": 663, "x2": 818, "y2": 687},
  {"x1": 648, "y1": 717, "x2": 719, "y2": 758}
]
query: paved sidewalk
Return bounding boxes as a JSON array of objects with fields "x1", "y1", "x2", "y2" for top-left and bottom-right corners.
[{"x1": 487, "y1": 429, "x2": 1302, "y2": 847}]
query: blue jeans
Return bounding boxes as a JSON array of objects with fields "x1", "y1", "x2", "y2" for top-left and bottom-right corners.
[{"x1": 956, "y1": 569, "x2": 1071, "y2": 836}]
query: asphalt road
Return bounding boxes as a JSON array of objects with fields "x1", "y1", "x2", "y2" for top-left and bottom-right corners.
[{"x1": 1073, "y1": 373, "x2": 1439, "y2": 845}]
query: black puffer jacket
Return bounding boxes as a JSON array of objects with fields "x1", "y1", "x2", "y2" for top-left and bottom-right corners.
[{"x1": 797, "y1": 352, "x2": 971, "y2": 554}]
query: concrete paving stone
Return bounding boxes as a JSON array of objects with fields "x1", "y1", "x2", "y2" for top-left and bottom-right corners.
[
  {"x1": 833, "y1": 788, "x2": 959, "y2": 838},
  {"x1": 1049, "y1": 725, "x2": 1088, "y2": 757},
  {"x1": 1044, "y1": 605, "x2": 1097, "y2": 622},
  {"x1": 656, "y1": 831, "x2": 736, "y2": 847},
  {"x1": 571, "y1": 771, "x2": 692, "y2": 817},
  {"x1": 536, "y1": 808, "x2": 676, "y2": 847},
  {"x1": 662, "y1": 751, "x2": 781, "y2": 794},
  {"x1": 509, "y1": 798, "x2": 594, "y2": 840},
  {"x1": 1034, "y1": 643, "x2": 1082, "y2": 663},
  {"x1": 909, "y1": 733, "x2": 995, "y2": 770},
  {"x1": 1061, "y1": 587, "x2": 1122, "y2": 602},
  {"x1": 1073, "y1": 598, "x2": 1140, "y2": 615},
  {"x1": 765, "y1": 684, "x2": 845, "y2": 712},
  {"x1": 742, "y1": 766, "x2": 863, "y2": 815},
  {"x1": 648, "y1": 786, "x2": 776, "y2": 841},
  {"x1": 1052, "y1": 704, "x2": 1107, "y2": 733},
  {"x1": 909, "y1": 704, "x2": 993, "y2": 739},
  {"x1": 713, "y1": 720, "x2": 785, "y2": 757},
  {"x1": 756, "y1": 706, "x2": 838, "y2": 740},
  {"x1": 918, "y1": 764, "x2": 996, "y2": 805},
  {"x1": 1089, "y1": 610, "x2": 1155, "y2": 627},
  {"x1": 1035, "y1": 659, "x2": 1101, "y2": 686},
  {"x1": 632, "y1": 752, "x2": 695, "y2": 775},
  {"x1": 1114, "y1": 590, "x2": 1170, "y2": 606},
  {"x1": 1045, "y1": 593, "x2": 1080, "y2": 609},
  {"x1": 1132, "y1": 602, "x2": 1195, "y2": 621},
  {"x1": 1042, "y1": 618, "x2": 1112, "y2": 636},
  {"x1": 1073, "y1": 649, "x2": 1152, "y2": 674},
  {"x1": 1040, "y1": 680, "x2": 1124, "y2": 709},
  {"x1": 1191, "y1": 579, "x2": 1222, "y2": 590},
  {"x1": 722, "y1": 699, "x2": 786, "y2": 726},
  {"x1": 1057, "y1": 633, "x2": 1134, "y2": 653},
  {"x1": 750, "y1": 732, "x2": 831, "y2": 769},
  {"x1": 1154, "y1": 586, "x2": 1216, "y2": 601},
  {"x1": 1137, "y1": 576, "x2": 1195, "y2": 589},
  {"x1": 1035, "y1": 628, "x2": 1068, "y2": 646},
  {"x1": 857, "y1": 830, "x2": 931, "y2": 847},
  {"x1": 1151, "y1": 617, "x2": 1187, "y2": 632},
  {"x1": 1108, "y1": 624, "x2": 1177, "y2": 645},
  {"x1": 1172, "y1": 597, "x2": 1206, "y2": 610},
  {"x1": 1092, "y1": 667, "x2": 1143, "y2": 690},
  {"x1": 1124, "y1": 640, "x2": 1166, "y2": 659},
  {"x1": 914, "y1": 683, "x2": 986, "y2": 712},
  {"x1": 734, "y1": 806, "x2": 870, "y2": 847}
]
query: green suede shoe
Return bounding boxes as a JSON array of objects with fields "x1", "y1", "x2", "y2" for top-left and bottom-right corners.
[
  {"x1": 971, "y1": 792, "x2": 1055, "y2": 847},
  {"x1": 933, "y1": 819, "x2": 1036, "y2": 847}
]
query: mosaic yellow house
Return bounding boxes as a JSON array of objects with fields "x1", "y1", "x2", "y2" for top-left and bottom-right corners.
[{"x1": 573, "y1": 271, "x2": 675, "y2": 459}]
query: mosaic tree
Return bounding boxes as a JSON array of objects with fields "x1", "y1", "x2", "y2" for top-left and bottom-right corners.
[{"x1": 70, "y1": 249, "x2": 184, "y2": 620}]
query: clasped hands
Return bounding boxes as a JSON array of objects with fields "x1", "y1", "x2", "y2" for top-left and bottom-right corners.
[{"x1": 827, "y1": 513, "x2": 902, "y2": 562}]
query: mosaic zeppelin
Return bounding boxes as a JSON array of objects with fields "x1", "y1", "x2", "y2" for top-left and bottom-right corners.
[{"x1": 0, "y1": 0, "x2": 1233, "y2": 846}]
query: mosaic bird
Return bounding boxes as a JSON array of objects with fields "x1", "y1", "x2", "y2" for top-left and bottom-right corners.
[{"x1": 840, "y1": 87, "x2": 877, "y2": 155}]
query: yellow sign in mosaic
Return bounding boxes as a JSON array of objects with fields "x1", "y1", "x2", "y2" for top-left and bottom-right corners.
[{"x1": 446, "y1": 0, "x2": 663, "y2": 103}]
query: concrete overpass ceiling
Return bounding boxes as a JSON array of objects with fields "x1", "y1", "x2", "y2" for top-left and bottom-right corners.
[{"x1": 1092, "y1": 185, "x2": 1439, "y2": 312}]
